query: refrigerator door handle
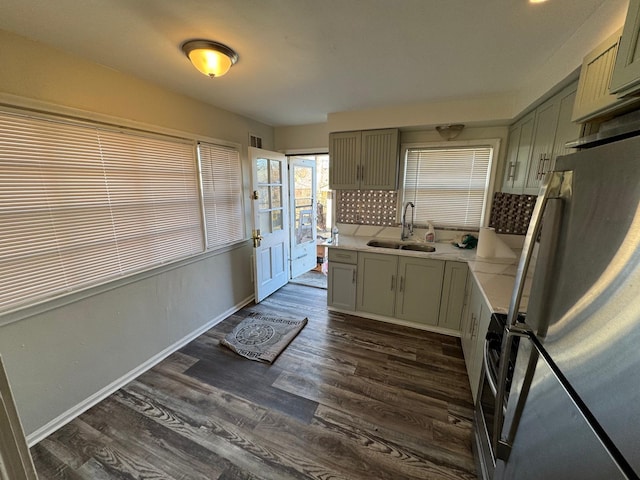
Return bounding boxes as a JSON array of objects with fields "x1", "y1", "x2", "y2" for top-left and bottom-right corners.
[
  {"x1": 495, "y1": 326, "x2": 537, "y2": 462},
  {"x1": 493, "y1": 170, "x2": 572, "y2": 457}
]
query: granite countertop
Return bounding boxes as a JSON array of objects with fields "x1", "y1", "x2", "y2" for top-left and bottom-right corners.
[{"x1": 329, "y1": 227, "x2": 532, "y2": 316}]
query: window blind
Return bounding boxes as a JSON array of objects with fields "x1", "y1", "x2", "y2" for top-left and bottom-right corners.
[
  {"x1": 198, "y1": 142, "x2": 245, "y2": 248},
  {"x1": 0, "y1": 111, "x2": 203, "y2": 313},
  {"x1": 403, "y1": 146, "x2": 493, "y2": 229}
]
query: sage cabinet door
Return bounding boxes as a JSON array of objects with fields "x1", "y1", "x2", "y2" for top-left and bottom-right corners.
[
  {"x1": 357, "y1": 252, "x2": 397, "y2": 317},
  {"x1": 460, "y1": 277, "x2": 492, "y2": 402},
  {"x1": 329, "y1": 131, "x2": 361, "y2": 189},
  {"x1": 360, "y1": 129, "x2": 399, "y2": 190},
  {"x1": 327, "y1": 262, "x2": 357, "y2": 310},
  {"x1": 502, "y1": 112, "x2": 535, "y2": 193},
  {"x1": 438, "y1": 261, "x2": 469, "y2": 330},
  {"x1": 524, "y1": 98, "x2": 560, "y2": 194},
  {"x1": 610, "y1": 0, "x2": 640, "y2": 97},
  {"x1": 395, "y1": 256, "x2": 445, "y2": 325},
  {"x1": 572, "y1": 28, "x2": 634, "y2": 123},
  {"x1": 329, "y1": 128, "x2": 399, "y2": 190}
]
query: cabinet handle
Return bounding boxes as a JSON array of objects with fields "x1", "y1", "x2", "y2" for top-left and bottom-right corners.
[
  {"x1": 390, "y1": 275, "x2": 396, "y2": 291},
  {"x1": 360, "y1": 164, "x2": 365, "y2": 182},
  {"x1": 356, "y1": 164, "x2": 360, "y2": 180},
  {"x1": 507, "y1": 161, "x2": 516, "y2": 180},
  {"x1": 352, "y1": 269, "x2": 356, "y2": 284},
  {"x1": 536, "y1": 154, "x2": 545, "y2": 179},
  {"x1": 399, "y1": 276, "x2": 405, "y2": 292},
  {"x1": 541, "y1": 155, "x2": 551, "y2": 178}
]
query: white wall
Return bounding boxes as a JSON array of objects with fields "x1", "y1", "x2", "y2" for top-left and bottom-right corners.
[{"x1": 0, "y1": 29, "x2": 274, "y2": 440}]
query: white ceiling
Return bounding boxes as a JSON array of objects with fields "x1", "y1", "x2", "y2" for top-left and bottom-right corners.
[{"x1": 0, "y1": 0, "x2": 628, "y2": 127}]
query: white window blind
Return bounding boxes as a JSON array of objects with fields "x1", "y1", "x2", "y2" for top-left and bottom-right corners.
[
  {"x1": 403, "y1": 146, "x2": 493, "y2": 229},
  {"x1": 0, "y1": 110, "x2": 203, "y2": 313},
  {"x1": 199, "y1": 142, "x2": 245, "y2": 248}
]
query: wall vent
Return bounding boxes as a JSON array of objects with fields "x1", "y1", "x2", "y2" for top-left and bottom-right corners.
[{"x1": 249, "y1": 133, "x2": 263, "y2": 149}]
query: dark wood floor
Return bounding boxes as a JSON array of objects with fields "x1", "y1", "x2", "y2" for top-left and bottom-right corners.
[{"x1": 31, "y1": 283, "x2": 477, "y2": 480}]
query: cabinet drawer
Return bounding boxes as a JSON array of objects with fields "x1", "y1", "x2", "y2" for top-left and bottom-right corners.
[{"x1": 328, "y1": 248, "x2": 358, "y2": 264}]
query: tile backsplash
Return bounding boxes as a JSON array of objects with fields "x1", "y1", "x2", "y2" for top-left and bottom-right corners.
[
  {"x1": 335, "y1": 189, "x2": 536, "y2": 235},
  {"x1": 335, "y1": 190, "x2": 397, "y2": 226},
  {"x1": 489, "y1": 192, "x2": 537, "y2": 235}
]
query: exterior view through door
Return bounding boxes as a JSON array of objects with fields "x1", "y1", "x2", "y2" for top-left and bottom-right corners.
[
  {"x1": 288, "y1": 156, "x2": 317, "y2": 279},
  {"x1": 249, "y1": 147, "x2": 290, "y2": 303}
]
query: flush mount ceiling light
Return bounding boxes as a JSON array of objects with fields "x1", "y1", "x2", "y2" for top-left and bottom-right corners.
[
  {"x1": 436, "y1": 124, "x2": 465, "y2": 141},
  {"x1": 181, "y1": 39, "x2": 239, "y2": 78}
]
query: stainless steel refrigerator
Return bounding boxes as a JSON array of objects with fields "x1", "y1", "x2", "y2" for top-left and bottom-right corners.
[{"x1": 491, "y1": 133, "x2": 640, "y2": 479}]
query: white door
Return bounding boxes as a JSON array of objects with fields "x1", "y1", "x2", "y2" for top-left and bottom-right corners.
[
  {"x1": 250, "y1": 147, "x2": 290, "y2": 303},
  {"x1": 289, "y1": 156, "x2": 317, "y2": 279}
]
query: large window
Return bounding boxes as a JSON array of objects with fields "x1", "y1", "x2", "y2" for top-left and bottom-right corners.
[
  {"x1": 402, "y1": 144, "x2": 494, "y2": 229},
  {"x1": 0, "y1": 110, "x2": 204, "y2": 313},
  {"x1": 199, "y1": 142, "x2": 245, "y2": 249}
]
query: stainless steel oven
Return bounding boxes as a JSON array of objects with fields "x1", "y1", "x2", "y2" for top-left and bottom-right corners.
[{"x1": 474, "y1": 313, "x2": 520, "y2": 480}]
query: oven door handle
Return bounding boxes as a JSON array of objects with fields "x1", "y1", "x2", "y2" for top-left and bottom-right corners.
[{"x1": 483, "y1": 337, "x2": 499, "y2": 397}]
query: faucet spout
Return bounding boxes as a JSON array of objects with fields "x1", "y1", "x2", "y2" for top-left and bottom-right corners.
[{"x1": 401, "y1": 202, "x2": 415, "y2": 240}]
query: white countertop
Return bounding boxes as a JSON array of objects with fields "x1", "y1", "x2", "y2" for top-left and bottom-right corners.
[{"x1": 329, "y1": 231, "x2": 531, "y2": 315}]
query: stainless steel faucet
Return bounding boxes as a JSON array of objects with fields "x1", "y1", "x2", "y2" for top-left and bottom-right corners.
[{"x1": 401, "y1": 201, "x2": 415, "y2": 240}]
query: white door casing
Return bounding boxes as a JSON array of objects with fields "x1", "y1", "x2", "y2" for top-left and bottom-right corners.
[
  {"x1": 0, "y1": 356, "x2": 38, "y2": 480},
  {"x1": 289, "y1": 156, "x2": 317, "y2": 279},
  {"x1": 250, "y1": 147, "x2": 290, "y2": 303}
]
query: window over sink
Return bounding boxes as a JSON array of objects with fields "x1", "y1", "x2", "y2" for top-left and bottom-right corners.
[{"x1": 400, "y1": 140, "x2": 497, "y2": 230}]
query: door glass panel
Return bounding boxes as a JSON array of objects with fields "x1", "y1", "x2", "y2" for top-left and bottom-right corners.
[
  {"x1": 260, "y1": 212, "x2": 272, "y2": 234},
  {"x1": 270, "y1": 159, "x2": 281, "y2": 183},
  {"x1": 294, "y1": 206, "x2": 314, "y2": 245},
  {"x1": 271, "y1": 210, "x2": 283, "y2": 231},
  {"x1": 256, "y1": 158, "x2": 269, "y2": 184},
  {"x1": 271, "y1": 185, "x2": 282, "y2": 209},
  {"x1": 258, "y1": 186, "x2": 270, "y2": 210}
]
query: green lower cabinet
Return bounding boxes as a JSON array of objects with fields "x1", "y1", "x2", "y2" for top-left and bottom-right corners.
[
  {"x1": 395, "y1": 257, "x2": 445, "y2": 325},
  {"x1": 356, "y1": 252, "x2": 397, "y2": 317},
  {"x1": 438, "y1": 261, "x2": 469, "y2": 330},
  {"x1": 357, "y1": 252, "x2": 445, "y2": 325}
]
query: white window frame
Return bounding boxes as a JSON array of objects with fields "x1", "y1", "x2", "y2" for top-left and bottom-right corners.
[{"x1": 398, "y1": 139, "x2": 500, "y2": 230}]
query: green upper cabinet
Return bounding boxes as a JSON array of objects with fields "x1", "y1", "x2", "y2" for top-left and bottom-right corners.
[
  {"x1": 571, "y1": 28, "x2": 639, "y2": 123},
  {"x1": 502, "y1": 82, "x2": 579, "y2": 195},
  {"x1": 610, "y1": 0, "x2": 640, "y2": 98},
  {"x1": 329, "y1": 128, "x2": 399, "y2": 190},
  {"x1": 502, "y1": 112, "x2": 535, "y2": 194}
]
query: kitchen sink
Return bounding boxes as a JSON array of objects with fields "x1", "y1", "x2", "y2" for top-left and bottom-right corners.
[
  {"x1": 401, "y1": 244, "x2": 436, "y2": 253},
  {"x1": 365, "y1": 240, "x2": 436, "y2": 253},
  {"x1": 366, "y1": 240, "x2": 401, "y2": 249}
]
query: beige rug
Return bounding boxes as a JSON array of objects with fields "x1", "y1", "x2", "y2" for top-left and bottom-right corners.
[{"x1": 221, "y1": 312, "x2": 308, "y2": 363}]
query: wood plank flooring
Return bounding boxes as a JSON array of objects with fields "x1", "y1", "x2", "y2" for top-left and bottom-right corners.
[{"x1": 31, "y1": 283, "x2": 478, "y2": 480}]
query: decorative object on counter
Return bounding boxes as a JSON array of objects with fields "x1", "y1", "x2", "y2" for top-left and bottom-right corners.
[
  {"x1": 489, "y1": 192, "x2": 537, "y2": 235},
  {"x1": 335, "y1": 189, "x2": 397, "y2": 225},
  {"x1": 331, "y1": 225, "x2": 339, "y2": 245},
  {"x1": 220, "y1": 312, "x2": 308, "y2": 363},
  {"x1": 436, "y1": 124, "x2": 465, "y2": 141},
  {"x1": 477, "y1": 227, "x2": 497, "y2": 257},
  {"x1": 452, "y1": 233, "x2": 477, "y2": 249}
]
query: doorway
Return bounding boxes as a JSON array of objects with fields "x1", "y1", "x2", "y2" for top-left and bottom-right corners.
[{"x1": 288, "y1": 154, "x2": 330, "y2": 289}]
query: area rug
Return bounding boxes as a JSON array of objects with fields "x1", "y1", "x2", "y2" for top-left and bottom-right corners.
[{"x1": 220, "y1": 312, "x2": 308, "y2": 363}]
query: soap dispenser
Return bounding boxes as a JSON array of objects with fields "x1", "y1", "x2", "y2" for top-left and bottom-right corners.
[{"x1": 425, "y1": 222, "x2": 435, "y2": 243}]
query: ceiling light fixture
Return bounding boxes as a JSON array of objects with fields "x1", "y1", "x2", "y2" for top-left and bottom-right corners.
[
  {"x1": 181, "y1": 39, "x2": 239, "y2": 78},
  {"x1": 436, "y1": 124, "x2": 465, "y2": 141}
]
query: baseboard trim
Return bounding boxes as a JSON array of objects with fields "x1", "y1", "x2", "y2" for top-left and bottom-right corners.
[{"x1": 26, "y1": 294, "x2": 254, "y2": 447}]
